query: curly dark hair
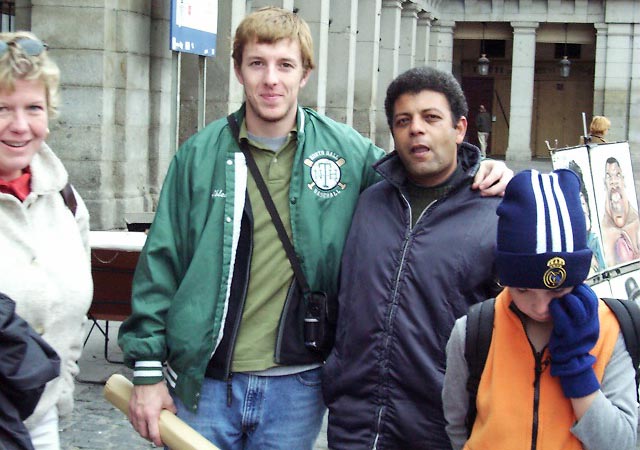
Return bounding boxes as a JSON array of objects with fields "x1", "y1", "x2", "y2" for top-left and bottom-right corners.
[{"x1": 384, "y1": 66, "x2": 468, "y2": 130}]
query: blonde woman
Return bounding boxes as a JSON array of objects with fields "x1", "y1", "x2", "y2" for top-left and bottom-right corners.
[
  {"x1": 0, "y1": 31, "x2": 92, "y2": 450},
  {"x1": 589, "y1": 115, "x2": 611, "y2": 144}
]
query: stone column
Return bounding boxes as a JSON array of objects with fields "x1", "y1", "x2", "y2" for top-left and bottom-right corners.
[
  {"x1": 353, "y1": 0, "x2": 381, "y2": 140},
  {"x1": 325, "y1": 0, "x2": 358, "y2": 125},
  {"x1": 506, "y1": 22, "x2": 538, "y2": 162},
  {"x1": 207, "y1": 0, "x2": 245, "y2": 122},
  {"x1": 296, "y1": 0, "x2": 330, "y2": 113},
  {"x1": 398, "y1": 1, "x2": 418, "y2": 73},
  {"x1": 178, "y1": 53, "x2": 202, "y2": 144},
  {"x1": 592, "y1": 23, "x2": 608, "y2": 116},
  {"x1": 148, "y1": 4, "x2": 175, "y2": 207},
  {"x1": 415, "y1": 11, "x2": 434, "y2": 68},
  {"x1": 629, "y1": 24, "x2": 640, "y2": 151},
  {"x1": 627, "y1": 23, "x2": 640, "y2": 199},
  {"x1": 29, "y1": 3, "x2": 155, "y2": 229},
  {"x1": 14, "y1": 0, "x2": 31, "y2": 30},
  {"x1": 429, "y1": 20, "x2": 455, "y2": 73},
  {"x1": 376, "y1": 0, "x2": 402, "y2": 150},
  {"x1": 602, "y1": 23, "x2": 633, "y2": 140}
]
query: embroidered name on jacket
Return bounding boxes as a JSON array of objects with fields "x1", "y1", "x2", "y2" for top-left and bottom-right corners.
[
  {"x1": 304, "y1": 150, "x2": 346, "y2": 198},
  {"x1": 211, "y1": 189, "x2": 226, "y2": 198}
]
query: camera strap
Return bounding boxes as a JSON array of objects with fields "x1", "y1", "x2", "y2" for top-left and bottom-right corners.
[{"x1": 226, "y1": 114, "x2": 312, "y2": 296}]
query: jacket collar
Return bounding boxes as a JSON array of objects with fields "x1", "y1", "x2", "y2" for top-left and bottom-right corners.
[
  {"x1": 232, "y1": 103, "x2": 306, "y2": 142},
  {"x1": 29, "y1": 143, "x2": 69, "y2": 195},
  {"x1": 373, "y1": 141, "x2": 482, "y2": 191}
]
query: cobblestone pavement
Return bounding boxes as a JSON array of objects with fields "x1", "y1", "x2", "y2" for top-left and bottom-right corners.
[
  {"x1": 60, "y1": 321, "x2": 329, "y2": 450},
  {"x1": 60, "y1": 380, "x2": 152, "y2": 449}
]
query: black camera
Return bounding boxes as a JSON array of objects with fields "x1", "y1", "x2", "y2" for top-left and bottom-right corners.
[{"x1": 304, "y1": 291, "x2": 330, "y2": 353}]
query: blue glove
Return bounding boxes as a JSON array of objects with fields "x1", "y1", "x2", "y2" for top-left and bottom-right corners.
[{"x1": 548, "y1": 283, "x2": 600, "y2": 398}]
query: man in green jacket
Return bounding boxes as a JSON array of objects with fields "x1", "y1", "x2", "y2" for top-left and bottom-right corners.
[{"x1": 118, "y1": 7, "x2": 511, "y2": 450}]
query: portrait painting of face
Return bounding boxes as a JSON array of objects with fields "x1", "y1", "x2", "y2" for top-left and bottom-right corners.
[
  {"x1": 590, "y1": 142, "x2": 640, "y2": 268},
  {"x1": 551, "y1": 145, "x2": 604, "y2": 275}
]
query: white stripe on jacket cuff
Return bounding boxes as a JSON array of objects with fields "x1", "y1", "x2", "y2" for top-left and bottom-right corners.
[{"x1": 132, "y1": 360, "x2": 165, "y2": 385}]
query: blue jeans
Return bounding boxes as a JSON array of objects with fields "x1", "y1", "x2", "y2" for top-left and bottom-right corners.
[{"x1": 172, "y1": 368, "x2": 325, "y2": 450}]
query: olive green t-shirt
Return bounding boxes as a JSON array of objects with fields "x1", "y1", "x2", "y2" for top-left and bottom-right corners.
[{"x1": 231, "y1": 123, "x2": 297, "y2": 372}]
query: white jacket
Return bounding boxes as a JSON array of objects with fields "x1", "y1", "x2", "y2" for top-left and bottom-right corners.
[{"x1": 0, "y1": 143, "x2": 93, "y2": 428}]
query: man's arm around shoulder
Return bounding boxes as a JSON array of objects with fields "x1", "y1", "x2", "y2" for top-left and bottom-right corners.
[{"x1": 473, "y1": 159, "x2": 513, "y2": 197}]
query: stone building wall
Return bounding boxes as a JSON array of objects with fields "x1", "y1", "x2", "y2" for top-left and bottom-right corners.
[{"x1": 13, "y1": 0, "x2": 640, "y2": 229}]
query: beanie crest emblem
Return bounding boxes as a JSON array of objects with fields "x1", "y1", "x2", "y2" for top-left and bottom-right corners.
[{"x1": 544, "y1": 257, "x2": 567, "y2": 288}]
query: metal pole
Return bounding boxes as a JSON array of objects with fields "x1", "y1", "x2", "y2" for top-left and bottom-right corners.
[
  {"x1": 170, "y1": 51, "x2": 182, "y2": 154},
  {"x1": 198, "y1": 55, "x2": 207, "y2": 131}
]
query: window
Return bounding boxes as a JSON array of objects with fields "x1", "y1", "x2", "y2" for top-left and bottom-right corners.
[
  {"x1": 554, "y1": 43, "x2": 581, "y2": 59},
  {"x1": 484, "y1": 40, "x2": 506, "y2": 59},
  {"x1": 0, "y1": 0, "x2": 14, "y2": 32}
]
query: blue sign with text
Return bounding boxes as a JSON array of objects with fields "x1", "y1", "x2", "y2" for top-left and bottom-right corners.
[{"x1": 170, "y1": 0, "x2": 217, "y2": 56}]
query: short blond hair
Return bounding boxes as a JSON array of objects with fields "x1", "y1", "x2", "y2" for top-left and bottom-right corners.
[
  {"x1": 589, "y1": 116, "x2": 611, "y2": 135},
  {"x1": 232, "y1": 7, "x2": 315, "y2": 74},
  {"x1": 0, "y1": 31, "x2": 60, "y2": 117}
]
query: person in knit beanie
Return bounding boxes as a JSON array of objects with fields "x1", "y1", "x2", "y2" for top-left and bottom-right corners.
[{"x1": 442, "y1": 169, "x2": 638, "y2": 450}]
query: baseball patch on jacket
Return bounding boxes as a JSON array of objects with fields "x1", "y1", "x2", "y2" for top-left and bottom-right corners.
[{"x1": 304, "y1": 150, "x2": 346, "y2": 198}]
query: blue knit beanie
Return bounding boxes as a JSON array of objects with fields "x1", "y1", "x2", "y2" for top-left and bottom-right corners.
[{"x1": 496, "y1": 169, "x2": 593, "y2": 289}]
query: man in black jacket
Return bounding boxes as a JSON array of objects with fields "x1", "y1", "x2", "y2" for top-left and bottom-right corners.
[
  {"x1": 322, "y1": 67, "x2": 504, "y2": 449},
  {"x1": 0, "y1": 292, "x2": 60, "y2": 450}
]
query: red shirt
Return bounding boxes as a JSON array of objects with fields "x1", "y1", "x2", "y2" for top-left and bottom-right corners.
[{"x1": 0, "y1": 168, "x2": 31, "y2": 201}]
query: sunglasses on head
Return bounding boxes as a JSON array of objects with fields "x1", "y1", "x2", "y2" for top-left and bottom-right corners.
[{"x1": 0, "y1": 38, "x2": 48, "y2": 58}]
